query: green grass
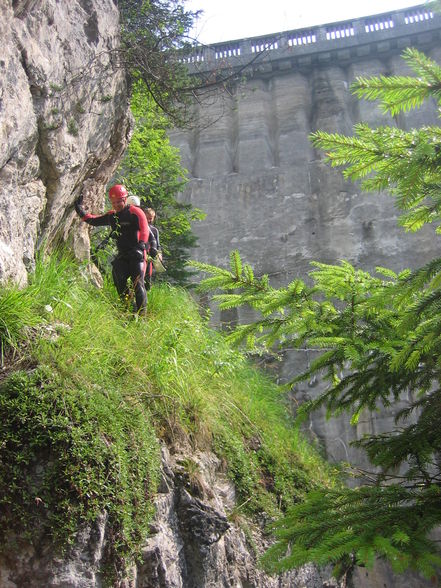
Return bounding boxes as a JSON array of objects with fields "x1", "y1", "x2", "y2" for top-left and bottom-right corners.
[
  {"x1": 0, "y1": 251, "x2": 336, "y2": 584},
  {"x1": 0, "y1": 286, "x2": 39, "y2": 364}
]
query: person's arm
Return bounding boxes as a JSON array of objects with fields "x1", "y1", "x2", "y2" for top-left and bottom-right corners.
[
  {"x1": 151, "y1": 226, "x2": 162, "y2": 260},
  {"x1": 129, "y1": 205, "x2": 158, "y2": 257},
  {"x1": 148, "y1": 227, "x2": 158, "y2": 256},
  {"x1": 152, "y1": 226, "x2": 160, "y2": 250},
  {"x1": 129, "y1": 206, "x2": 149, "y2": 245},
  {"x1": 75, "y1": 196, "x2": 113, "y2": 227},
  {"x1": 82, "y1": 212, "x2": 113, "y2": 227}
]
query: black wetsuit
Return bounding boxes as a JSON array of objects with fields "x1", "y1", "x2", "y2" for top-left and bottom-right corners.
[{"x1": 81, "y1": 205, "x2": 157, "y2": 313}]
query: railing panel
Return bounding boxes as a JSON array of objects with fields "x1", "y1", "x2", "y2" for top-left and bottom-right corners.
[
  {"x1": 288, "y1": 30, "x2": 317, "y2": 47},
  {"x1": 404, "y1": 8, "x2": 434, "y2": 24},
  {"x1": 364, "y1": 15, "x2": 395, "y2": 33},
  {"x1": 326, "y1": 24, "x2": 355, "y2": 40},
  {"x1": 251, "y1": 38, "x2": 279, "y2": 53}
]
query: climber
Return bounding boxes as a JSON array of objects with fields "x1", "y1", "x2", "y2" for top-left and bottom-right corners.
[
  {"x1": 75, "y1": 184, "x2": 157, "y2": 315},
  {"x1": 126, "y1": 198, "x2": 164, "y2": 288},
  {"x1": 126, "y1": 196, "x2": 164, "y2": 286},
  {"x1": 126, "y1": 194, "x2": 141, "y2": 207},
  {"x1": 144, "y1": 207, "x2": 163, "y2": 290}
]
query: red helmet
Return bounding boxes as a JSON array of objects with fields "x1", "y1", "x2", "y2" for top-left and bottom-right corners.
[{"x1": 108, "y1": 184, "x2": 128, "y2": 201}]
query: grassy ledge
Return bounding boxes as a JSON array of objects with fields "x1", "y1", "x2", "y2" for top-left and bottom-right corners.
[{"x1": 0, "y1": 252, "x2": 336, "y2": 584}]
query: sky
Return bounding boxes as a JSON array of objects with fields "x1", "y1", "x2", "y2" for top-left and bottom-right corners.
[{"x1": 185, "y1": 0, "x2": 426, "y2": 44}]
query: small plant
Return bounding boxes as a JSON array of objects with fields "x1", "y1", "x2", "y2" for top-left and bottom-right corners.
[
  {"x1": 67, "y1": 118, "x2": 79, "y2": 136},
  {"x1": 100, "y1": 94, "x2": 112, "y2": 102},
  {"x1": 42, "y1": 121, "x2": 62, "y2": 131},
  {"x1": 75, "y1": 102, "x2": 86, "y2": 114},
  {"x1": 227, "y1": 507, "x2": 259, "y2": 556},
  {"x1": 177, "y1": 457, "x2": 207, "y2": 496},
  {"x1": 0, "y1": 285, "x2": 40, "y2": 364},
  {"x1": 49, "y1": 82, "x2": 64, "y2": 92}
]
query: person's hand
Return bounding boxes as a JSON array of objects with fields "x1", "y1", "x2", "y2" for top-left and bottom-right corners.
[
  {"x1": 132, "y1": 248, "x2": 145, "y2": 262},
  {"x1": 74, "y1": 198, "x2": 86, "y2": 218},
  {"x1": 149, "y1": 248, "x2": 158, "y2": 259}
]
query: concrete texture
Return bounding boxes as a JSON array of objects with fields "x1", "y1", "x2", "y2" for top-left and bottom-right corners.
[{"x1": 170, "y1": 9, "x2": 441, "y2": 471}]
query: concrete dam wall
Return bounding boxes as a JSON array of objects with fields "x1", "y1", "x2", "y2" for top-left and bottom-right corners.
[{"x1": 170, "y1": 4, "x2": 441, "y2": 468}]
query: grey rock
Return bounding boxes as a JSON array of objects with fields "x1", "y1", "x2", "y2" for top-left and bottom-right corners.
[
  {"x1": 0, "y1": 446, "x2": 341, "y2": 588},
  {"x1": 137, "y1": 446, "x2": 341, "y2": 588},
  {"x1": 0, "y1": 0, "x2": 132, "y2": 285}
]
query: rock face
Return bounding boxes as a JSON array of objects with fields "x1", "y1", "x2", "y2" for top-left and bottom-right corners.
[
  {"x1": 137, "y1": 447, "x2": 339, "y2": 588},
  {"x1": 0, "y1": 0, "x2": 132, "y2": 285},
  {"x1": 0, "y1": 446, "x2": 342, "y2": 588}
]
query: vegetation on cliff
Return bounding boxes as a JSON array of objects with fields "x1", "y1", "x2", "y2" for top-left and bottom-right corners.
[
  {"x1": 119, "y1": 0, "x2": 198, "y2": 125},
  {"x1": 115, "y1": 0, "x2": 250, "y2": 285},
  {"x1": 0, "y1": 251, "x2": 334, "y2": 585},
  {"x1": 191, "y1": 48, "x2": 441, "y2": 581},
  {"x1": 119, "y1": 0, "x2": 237, "y2": 127}
]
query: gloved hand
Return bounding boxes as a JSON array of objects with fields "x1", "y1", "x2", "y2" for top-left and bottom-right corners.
[
  {"x1": 149, "y1": 248, "x2": 158, "y2": 259},
  {"x1": 74, "y1": 198, "x2": 86, "y2": 218},
  {"x1": 132, "y1": 248, "x2": 145, "y2": 262}
]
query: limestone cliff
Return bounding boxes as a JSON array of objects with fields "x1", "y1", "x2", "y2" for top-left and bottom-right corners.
[
  {"x1": 0, "y1": 0, "x2": 132, "y2": 285},
  {"x1": 0, "y1": 446, "x2": 342, "y2": 588}
]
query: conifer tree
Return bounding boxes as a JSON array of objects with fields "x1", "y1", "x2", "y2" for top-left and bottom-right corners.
[{"x1": 191, "y1": 47, "x2": 441, "y2": 580}]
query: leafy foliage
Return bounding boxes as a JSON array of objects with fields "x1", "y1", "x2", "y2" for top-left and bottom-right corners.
[
  {"x1": 103, "y1": 3, "x2": 217, "y2": 284},
  {"x1": 311, "y1": 49, "x2": 441, "y2": 233},
  {"x1": 118, "y1": 0, "x2": 270, "y2": 127},
  {"x1": 351, "y1": 48, "x2": 441, "y2": 115},
  {"x1": 0, "y1": 286, "x2": 39, "y2": 363},
  {"x1": 113, "y1": 81, "x2": 205, "y2": 285},
  {"x1": 191, "y1": 48, "x2": 441, "y2": 580},
  {"x1": 119, "y1": 0, "x2": 199, "y2": 125},
  {"x1": 262, "y1": 485, "x2": 441, "y2": 578}
]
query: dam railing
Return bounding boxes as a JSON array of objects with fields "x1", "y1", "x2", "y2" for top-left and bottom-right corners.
[{"x1": 181, "y1": 4, "x2": 440, "y2": 73}]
